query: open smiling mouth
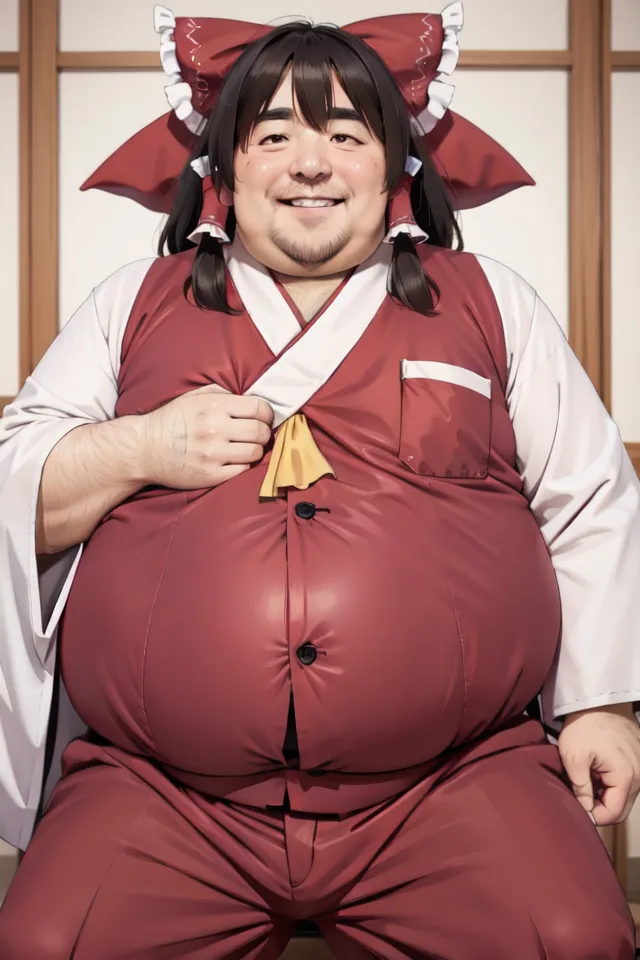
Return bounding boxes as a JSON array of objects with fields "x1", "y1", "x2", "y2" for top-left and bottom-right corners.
[{"x1": 278, "y1": 199, "x2": 345, "y2": 207}]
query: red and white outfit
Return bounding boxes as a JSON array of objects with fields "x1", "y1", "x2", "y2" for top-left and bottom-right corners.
[{"x1": 0, "y1": 4, "x2": 638, "y2": 958}]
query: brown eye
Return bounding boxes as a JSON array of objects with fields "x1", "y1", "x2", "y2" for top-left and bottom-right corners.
[{"x1": 331, "y1": 133, "x2": 362, "y2": 145}]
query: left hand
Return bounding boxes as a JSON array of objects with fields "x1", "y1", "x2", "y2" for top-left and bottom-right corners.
[{"x1": 558, "y1": 702, "x2": 640, "y2": 825}]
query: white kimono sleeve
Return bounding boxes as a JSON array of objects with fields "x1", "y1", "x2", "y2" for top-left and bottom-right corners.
[
  {"x1": 0, "y1": 257, "x2": 155, "y2": 848},
  {"x1": 476, "y1": 255, "x2": 640, "y2": 729}
]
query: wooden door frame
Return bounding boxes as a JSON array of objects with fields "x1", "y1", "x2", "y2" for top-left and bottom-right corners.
[{"x1": 4, "y1": 0, "x2": 639, "y2": 894}]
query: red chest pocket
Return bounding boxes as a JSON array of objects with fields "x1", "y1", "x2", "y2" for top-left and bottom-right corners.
[{"x1": 398, "y1": 360, "x2": 493, "y2": 479}]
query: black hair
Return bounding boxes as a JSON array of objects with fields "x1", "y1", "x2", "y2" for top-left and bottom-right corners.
[{"x1": 158, "y1": 21, "x2": 463, "y2": 317}]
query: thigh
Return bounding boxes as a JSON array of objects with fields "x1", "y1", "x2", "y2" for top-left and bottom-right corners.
[
  {"x1": 0, "y1": 759, "x2": 292, "y2": 960},
  {"x1": 321, "y1": 741, "x2": 636, "y2": 960}
]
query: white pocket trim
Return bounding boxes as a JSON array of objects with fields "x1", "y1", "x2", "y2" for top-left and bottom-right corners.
[{"x1": 401, "y1": 360, "x2": 492, "y2": 399}]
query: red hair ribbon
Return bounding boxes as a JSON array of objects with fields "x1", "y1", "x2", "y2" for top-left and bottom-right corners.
[
  {"x1": 187, "y1": 157, "x2": 231, "y2": 244},
  {"x1": 385, "y1": 156, "x2": 429, "y2": 244},
  {"x1": 81, "y1": 4, "x2": 535, "y2": 216}
]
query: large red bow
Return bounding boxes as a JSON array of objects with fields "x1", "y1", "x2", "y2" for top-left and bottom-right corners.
[{"x1": 81, "y1": 3, "x2": 534, "y2": 215}]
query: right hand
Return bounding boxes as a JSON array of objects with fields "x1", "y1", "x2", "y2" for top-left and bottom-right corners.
[{"x1": 139, "y1": 383, "x2": 274, "y2": 490}]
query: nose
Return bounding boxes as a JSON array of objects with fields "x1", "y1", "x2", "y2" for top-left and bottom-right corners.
[{"x1": 289, "y1": 134, "x2": 331, "y2": 182}]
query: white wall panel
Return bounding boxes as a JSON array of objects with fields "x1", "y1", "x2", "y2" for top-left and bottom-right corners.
[
  {"x1": 0, "y1": 0, "x2": 18, "y2": 52},
  {"x1": 0, "y1": 73, "x2": 19, "y2": 396},
  {"x1": 450, "y1": 70, "x2": 569, "y2": 333},
  {"x1": 612, "y1": 0, "x2": 640, "y2": 50},
  {"x1": 611, "y1": 73, "x2": 640, "y2": 446},
  {"x1": 60, "y1": 0, "x2": 569, "y2": 51},
  {"x1": 59, "y1": 72, "x2": 168, "y2": 329}
]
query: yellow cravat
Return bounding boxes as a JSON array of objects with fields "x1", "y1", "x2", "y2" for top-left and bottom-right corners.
[{"x1": 259, "y1": 413, "x2": 336, "y2": 498}]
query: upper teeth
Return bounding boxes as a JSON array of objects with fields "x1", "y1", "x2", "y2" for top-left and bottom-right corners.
[{"x1": 290, "y1": 199, "x2": 337, "y2": 207}]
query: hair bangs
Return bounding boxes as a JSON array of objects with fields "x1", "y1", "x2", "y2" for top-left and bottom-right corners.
[
  {"x1": 286, "y1": 33, "x2": 379, "y2": 139},
  {"x1": 225, "y1": 25, "x2": 406, "y2": 192}
]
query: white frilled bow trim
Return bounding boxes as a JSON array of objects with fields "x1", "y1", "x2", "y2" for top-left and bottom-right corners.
[
  {"x1": 154, "y1": 4, "x2": 207, "y2": 136},
  {"x1": 186, "y1": 223, "x2": 231, "y2": 246},
  {"x1": 190, "y1": 156, "x2": 211, "y2": 178},
  {"x1": 383, "y1": 222, "x2": 429, "y2": 244},
  {"x1": 153, "y1": 1, "x2": 462, "y2": 141},
  {"x1": 383, "y1": 156, "x2": 429, "y2": 245},
  {"x1": 187, "y1": 156, "x2": 231, "y2": 245},
  {"x1": 413, "y1": 0, "x2": 464, "y2": 136}
]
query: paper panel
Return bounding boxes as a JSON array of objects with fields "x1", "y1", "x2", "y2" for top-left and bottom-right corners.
[
  {"x1": 0, "y1": 0, "x2": 18, "y2": 52},
  {"x1": 451, "y1": 69, "x2": 569, "y2": 334},
  {"x1": 59, "y1": 71, "x2": 168, "y2": 329},
  {"x1": 0, "y1": 73, "x2": 19, "y2": 396},
  {"x1": 60, "y1": 0, "x2": 569, "y2": 51},
  {"x1": 612, "y1": 0, "x2": 640, "y2": 51},
  {"x1": 611, "y1": 72, "x2": 640, "y2": 443}
]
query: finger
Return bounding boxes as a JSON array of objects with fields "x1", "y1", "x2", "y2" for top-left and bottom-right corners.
[
  {"x1": 229, "y1": 396, "x2": 274, "y2": 426},
  {"x1": 590, "y1": 800, "x2": 616, "y2": 827},
  {"x1": 222, "y1": 441, "x2": 266, "y2": 465},
  {"x1": 591, "y1": 791, "x2": 627, "y2": 826},
  {"x1": 562, "y1": 752, "x2": 595, "y2": 813},
  {"x1": 226, "y1": 418, "x2": 272, "y2": 445},
  {"x1": 195, "y1": 391, "x2": 275, "y2": 426},
  {"x1": 594, "y1": 775, "x2": 634, "y2": 825}
]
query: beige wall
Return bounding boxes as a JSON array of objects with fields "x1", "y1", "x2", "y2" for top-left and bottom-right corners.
[
  {"x1": 0, "y1": 71, "x2": 19, "y2": 398},
  {"x1": 58, "y1": 0, "x2": 569, "y2": 50},
  {"x1": 0, "y1": 0, "x2": 18, "y2": 50},
  {"x1": 611, "y1": 0, "x2": 640, "y2": 447},
  {"x1": 0, "y1": 0, "x2": 19, "y2": 398}
]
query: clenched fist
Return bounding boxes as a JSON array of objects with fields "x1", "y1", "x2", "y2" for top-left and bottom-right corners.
[{"x1": 139, "y1": 383, "x2": 274, "y2": 490}]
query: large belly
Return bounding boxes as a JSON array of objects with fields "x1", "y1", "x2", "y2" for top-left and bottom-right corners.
[
  {"x1": 60, "y1": 480, "x2": 561, "y2": 779},
  {"x1": 60, "y1": 485, "x2": 292, "y2": 776}
]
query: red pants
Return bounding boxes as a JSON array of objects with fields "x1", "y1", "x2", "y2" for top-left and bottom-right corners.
[{"x1": 0, "y1": 728, "x2": 635, "y2": 959}]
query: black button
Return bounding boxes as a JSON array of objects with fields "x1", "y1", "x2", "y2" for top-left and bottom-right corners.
[
  {"x1": 296, "y1": 643, "x2": 317, "y2": 666},
  {"x1": 295, "y1": 502, "x2": 316, "y2": 520}
]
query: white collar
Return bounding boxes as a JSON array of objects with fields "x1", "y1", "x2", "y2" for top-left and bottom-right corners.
[{"x1": 224, "y1": 235, "x2": 392, "y2": 427}]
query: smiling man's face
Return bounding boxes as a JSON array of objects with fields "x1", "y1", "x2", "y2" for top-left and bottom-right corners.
[{"x1": 232, "y1": 67, "x2": 389, "y2": 277}]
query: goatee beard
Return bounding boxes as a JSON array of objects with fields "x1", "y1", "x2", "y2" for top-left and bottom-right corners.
[{"x1": 270, "y1": 228, "x2": 352, "y2": 267}]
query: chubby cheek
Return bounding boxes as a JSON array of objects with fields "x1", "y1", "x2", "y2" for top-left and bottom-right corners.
[
  {"x1": 341, "y1": 156, "x2": 387, "y2": 212},
  {"x1": 234, "y1": 153, "x2": 287, "y2": 204}
]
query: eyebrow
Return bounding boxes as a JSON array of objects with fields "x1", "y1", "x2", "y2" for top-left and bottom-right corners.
[{"x1": 254, "y1": 106, "x2": 367, "y2": 127}]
